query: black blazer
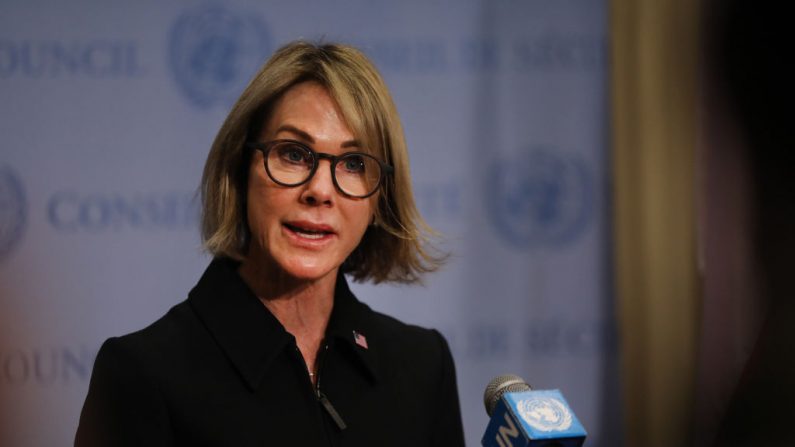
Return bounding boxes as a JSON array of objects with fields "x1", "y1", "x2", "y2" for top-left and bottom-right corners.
[{"x1": 75, "y1": 258, "x2": 465, "y2": 446}]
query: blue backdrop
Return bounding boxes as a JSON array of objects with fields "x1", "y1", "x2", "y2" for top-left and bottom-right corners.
[{"x1": 0, "y1": 1, "x2": 621, "y2": 445}]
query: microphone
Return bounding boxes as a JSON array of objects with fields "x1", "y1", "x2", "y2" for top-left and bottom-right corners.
[{"x1": 481, "y1": 374, "x2": 587, "y2": 447}]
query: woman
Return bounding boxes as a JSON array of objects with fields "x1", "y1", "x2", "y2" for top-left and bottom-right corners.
[{"x1": 75, "y1": 41, "x2": 465, "y2": 446}]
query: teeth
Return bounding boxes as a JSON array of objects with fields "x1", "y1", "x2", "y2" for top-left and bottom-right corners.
[
  {"x1": 295, "y1": 230, "x2": 325, "y2": 239},
  {"x1": 287, "y1": 224, "x2": 329, "y2": 239}
]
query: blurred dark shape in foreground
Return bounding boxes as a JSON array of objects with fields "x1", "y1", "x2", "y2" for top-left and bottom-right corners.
[{"x1": 707, "y1": 0, "x2": 795, "y2": 445}]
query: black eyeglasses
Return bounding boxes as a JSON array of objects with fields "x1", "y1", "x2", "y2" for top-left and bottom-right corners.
[{"x1": 246, "y1": 140, "x2": 394, "y2": 198}]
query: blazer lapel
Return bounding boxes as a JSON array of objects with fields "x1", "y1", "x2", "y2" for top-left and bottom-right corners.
[
  {"x1": 188, "y1": 258, "x2": 292, "y2": 391},
  {"x1": 325, "y1": 274, "x2": 379, "y2": 384}
]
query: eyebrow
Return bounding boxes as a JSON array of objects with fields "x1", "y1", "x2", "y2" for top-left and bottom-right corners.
[{"x1": 274, "y1": 124, "x2": 360, "y2": 149}]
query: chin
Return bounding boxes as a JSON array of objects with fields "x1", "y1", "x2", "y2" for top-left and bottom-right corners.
[{"x1": 277, "y1": 256, "x2": 339, "y2": 282}]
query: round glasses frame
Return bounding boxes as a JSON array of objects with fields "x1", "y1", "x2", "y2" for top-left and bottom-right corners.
[{"x1": 246, "y1": 139, "x2": 394, "y2": 198}]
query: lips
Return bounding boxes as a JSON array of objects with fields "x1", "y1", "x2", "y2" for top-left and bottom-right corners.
[{"x1": 283, "y1": 220, "x2": 336, "y2": 242}]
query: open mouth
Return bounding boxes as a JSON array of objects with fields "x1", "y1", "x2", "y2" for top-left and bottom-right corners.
[{"x1": 284, "y1": 223, "x2": 334, "y2": 240}]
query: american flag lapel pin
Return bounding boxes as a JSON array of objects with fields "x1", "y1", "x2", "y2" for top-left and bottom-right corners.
[{"x1": 352, "y1": 330, "x2": 368, "y2": 349}]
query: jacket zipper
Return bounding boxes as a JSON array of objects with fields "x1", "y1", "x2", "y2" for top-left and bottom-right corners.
[{"x1": 315, "y1": 343, "x2": 347, "y2": 431}]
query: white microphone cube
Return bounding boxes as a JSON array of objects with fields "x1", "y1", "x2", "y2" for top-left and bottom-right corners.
[{"x1": 482, "y1": 389, "x2": 587, "y2": 447}]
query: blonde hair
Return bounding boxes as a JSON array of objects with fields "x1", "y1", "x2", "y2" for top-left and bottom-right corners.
[{"x1": 200, "y1": 41, "x2": 444, "y2": 283}]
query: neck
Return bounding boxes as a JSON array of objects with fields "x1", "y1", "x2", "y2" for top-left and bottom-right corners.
[{"x1": 238, "y1": 258, "x2": 336, "y2": 332}]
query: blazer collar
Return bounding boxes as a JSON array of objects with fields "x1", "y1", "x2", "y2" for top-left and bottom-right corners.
[
  {"x1": 188, "y1": 258, "x2": 291, "y2": 391},
  {"x1": 325, "y1": 272, "x2": 379, "y2": 383},
  {"x1": 188, "y1": 258, "x2": 377, "y2": 391}
]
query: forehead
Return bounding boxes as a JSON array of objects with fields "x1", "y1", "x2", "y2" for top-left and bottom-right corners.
[{"x1": 262, "y1": 82, "x2": 351, "y2": 139}]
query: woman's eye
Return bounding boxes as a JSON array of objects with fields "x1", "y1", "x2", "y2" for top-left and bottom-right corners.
[
  {"x1": 343, "y1": 157, "x2": 365, "y2": 173},
  {"x1": 278, "y1": 146, "x2": 310, "y2": 164}
]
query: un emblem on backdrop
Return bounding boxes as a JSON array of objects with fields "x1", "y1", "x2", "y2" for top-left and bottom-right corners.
[
  {"x1": 488, "y1": 147, "x2": 593, "y2": 249},
  {"x1": 169, "y1": 5, "x2": 271, "y2": 108},
  {"x1": 0, "y1": 166, "x2": 26, "y2": 261}
]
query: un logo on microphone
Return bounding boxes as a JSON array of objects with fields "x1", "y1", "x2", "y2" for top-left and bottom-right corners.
[
  {"x1": 169, "y1": 4, "x2": 271, "y2": 108},
  {"x1": 0, "y1": 166, "x2": 27, "y2": 261},
  {"x1": 516, "y1": 396, "x2": 573, "y2": 432},
  {"x1": 488, "y1": 147, "x2": 593, "y2": 249}
]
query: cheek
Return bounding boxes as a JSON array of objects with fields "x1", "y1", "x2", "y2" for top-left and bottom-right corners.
[
  {"x1": 362, "y1": 196, "x2": 379, "y2": 229},
  {"x1": 347, "y1": 201, "x2": 376, "y2": 241},
  {"x1": 246, "y1": 177, "x2": 283, "y2": 237}
]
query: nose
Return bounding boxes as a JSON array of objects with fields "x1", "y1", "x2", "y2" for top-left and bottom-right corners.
[{"x1": 300, "y1": 159, "x2": 335, "y2": 206}]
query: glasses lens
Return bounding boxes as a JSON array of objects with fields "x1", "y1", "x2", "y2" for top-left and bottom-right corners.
[
  {"x1": 335, "y1": 153, "x2": 382, "y2": 197},
  {"x1": 266, "y1": 142, "x2": 314, "y2": 185}
]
